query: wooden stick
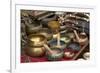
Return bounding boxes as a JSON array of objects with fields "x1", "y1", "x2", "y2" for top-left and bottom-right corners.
[
  {"x1": 57, "y1": 32, "x2": 61, "y2": 46},
  {"x1": 72, "y1": 41, "x2": 89, "y2": 60},
  {"x1": 73, "y1": 30, "x2": 80, "y2": 42},
  {"x1": 43, "y1": 44, "x2": 53, "y2": 54}
]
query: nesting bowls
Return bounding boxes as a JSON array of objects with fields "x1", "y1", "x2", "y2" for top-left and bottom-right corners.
[{"x1": 25, "y1": 34, "x2": 47, "y2": 57}]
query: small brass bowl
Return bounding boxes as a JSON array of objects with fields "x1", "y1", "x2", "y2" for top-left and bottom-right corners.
[
  {"x1": 46, "y1": 47, "x2": 63, "y2": 61},
  {"x1": 28, "y1": 34, "x2": 47, "y2": 47},
  {"x1": 25, "y1": 46, "x2": 45, "y2": 57}
]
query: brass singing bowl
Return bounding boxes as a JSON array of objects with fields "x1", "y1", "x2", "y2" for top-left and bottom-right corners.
[
  {"x1": 26, "y1": 23, "x2": 42, "y2": 36},
  {"x1": 25, "y1": 46, "x2": 45, "y2": 57},
  {"x1": 48, "y1": 21, "x2": 60, "y2": 32},
  {"x1": 28, "y1": 34, "x2": 47, "y2": 47}
]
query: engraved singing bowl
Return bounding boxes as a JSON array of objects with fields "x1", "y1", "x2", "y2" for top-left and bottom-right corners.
[
  {"x1": 67, "y1": 42, "x2": 81, "y2": 51},
  {"x1": 60, "y1": 35, "x2": 71, "y2": 45},
  {"x1": 28, "y1": 34, "x2": 47, "y2": 47},
  {"x1": 48, "y1": 39, "x2": 66, "y2": 50},
  {"x1": 25, "y1": 46, "x2": 45, "y2": 57},
  {"x1": 46, "y1": 47, "x2": 63, "y2": 61}
]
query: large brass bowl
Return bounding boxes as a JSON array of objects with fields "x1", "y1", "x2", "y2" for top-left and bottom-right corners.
[
  {"x1": 28, "y1": 34, "x2": 47, "y2": 47},
  {"x1": 25, "y1": 46, "x2": 45, "y2": 57}
]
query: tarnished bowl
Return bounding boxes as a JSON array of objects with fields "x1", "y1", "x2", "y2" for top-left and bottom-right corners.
[
  {"x1": 26, "y1": 22, "x2": 42, "y2": 36},
  {"x1": 25, "y1": 46, "x2": 45, "y2": 57},
  {"x1": 28, "y1": 34, "x2": 47, "y2": 47},
  {"x1": 46, "y1": 47, "x2": 63, "y2": 61}
]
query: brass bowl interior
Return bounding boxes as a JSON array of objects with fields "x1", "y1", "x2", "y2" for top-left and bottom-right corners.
[{"x1": 28, "y1": 34, "x2": 46, "y2": 46}]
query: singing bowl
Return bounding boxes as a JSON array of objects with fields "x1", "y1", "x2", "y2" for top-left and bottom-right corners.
[
  {"x1": 48, "y1": 39, "x2": 66, "y2": 50},
  {"x1": 25, "y1": 46, "x2": 45, "y2": 57},
  {"x1": 67, "y1": 42, "x2": 81, "y2": 51},
  {"x1": 48, "y1": 21, "x2": 60, "y2": 31},
  {"x1": 26, "y1": 22, "x2": 42, "y2": 35},
  {"x1": 36, "y1": 28, "x2": 53, "y2": 41},
  {"x1": 60, "y1": 35, "x2": 71, "y2": 44},
  {"x1": 46, "y1": 47, "x2": 63, "y2": 61},
  {"x1": 28, "y1": 34, "x2": 47, "y2": 47}
]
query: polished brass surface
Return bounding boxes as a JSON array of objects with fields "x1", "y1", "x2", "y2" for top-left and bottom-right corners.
[
  {"x1": 28, "y1": 34, "x2": 47, "y2": 47},
  {"x1": 25, "y1": 46, "x2": 45, "y2": 57}
]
